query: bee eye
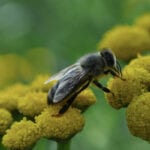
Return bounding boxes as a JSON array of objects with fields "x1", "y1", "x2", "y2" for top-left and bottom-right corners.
[{"x1": 101, "y1": 49, "x2": 115, "y2": 66}]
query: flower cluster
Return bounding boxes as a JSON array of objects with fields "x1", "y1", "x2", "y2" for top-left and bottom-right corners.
[
  {"x1": 0, "y1": 74, "x2": 96, "y2": 149},
  {"x1": 105, "y1": 55, "x2": 150, "y2": 142},
  {"x1": 97, "y1": 13, "x2": 150, "y2": 61}
]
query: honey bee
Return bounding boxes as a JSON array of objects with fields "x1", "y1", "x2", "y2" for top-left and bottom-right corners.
[{"x1": 45, "y1": 48, "x2": 123, "y2": 115}]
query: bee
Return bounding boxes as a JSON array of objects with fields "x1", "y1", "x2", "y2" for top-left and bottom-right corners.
[{"x1": 45, "y1": 48, "x2": 124, "y2": 115}]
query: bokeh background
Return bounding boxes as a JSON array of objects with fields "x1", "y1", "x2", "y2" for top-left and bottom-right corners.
[{"x1": 0, "y1": 0, "x2": 150, "y2": 149}]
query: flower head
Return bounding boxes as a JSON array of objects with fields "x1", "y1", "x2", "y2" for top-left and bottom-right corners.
[
  {"x1": 17, "y1": 92, "x2": 48, "y2": 117},
  {"x1": 2, "y1": 118, "x2": 41, "y2": 150},
  {"x1": 135, "y1": 13, "x2": 150, "y2": 34},
  {"x1": 73, "y1": 88, "x2": 96, "y2": 111},
  {"x1": 126, "y1": 93, "x2": 150, "y2": 142},
  {"x1": 105, "y1": 55, "x2": 150, "y2": 109},
  {"x1": 35, "y1": 106, "x2": 85, "y2": 141},
  {"x1": 0, "y1": 54, "x2": 33, "y2": 88},
  {"x1": 129, "y1": 55, "x2": 150, "y2": 72},
  {"x1": 0, "y1": 84, "x2": 28, "y2": 111},
  {"x1": 0, "y1": 109, "x2": 13, "y2": 135},
  {"x1": 30, "y1": 74, "x2": 52, "y2": 92},
  {"x1": 98, "y1": 25, "x2": 150, "y2": 60}
]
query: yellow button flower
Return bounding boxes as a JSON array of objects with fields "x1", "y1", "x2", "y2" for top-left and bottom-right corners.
[
  {"x1": 17, "y1": 91, "x2": 47, "y2": 117},
  {"x1": 35, "y1": 106, "x2": 85, "y2": 140},
  {"x1": 0, "y1": 54, "x2": 33, "y2": 88},
  {"x1": 0, "y1": 109, "x2": 13, "y2": 135},
  {"x1": 2, "y1": 118, "x2": 41, "y2": 150},
  {"x1": 135, "y1": 13, "x2": 150, "y2": 34},
  {"x1": 30, "y1": 74, "x2": 53, "y2": 92},
  {"x1": 0, "y1": 84, "x2": 28, "y2": 111},
  {"x1": 126, "y1": 93, "x2": 150, "y2": 142},
  {"x1": 73, "y1": 88, "x2": 96, "y2": 111},
  {"x1": 105, "y1": 55, "x2": 150, "y2": 109}
]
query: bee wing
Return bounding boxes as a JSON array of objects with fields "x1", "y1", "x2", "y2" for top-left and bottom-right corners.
[
  {"x1": 52, "y1": 65, "x2": 90, "y2": 103},
  {"x1": 44, "y1": 63, "x2": 80, "y2": 84}
]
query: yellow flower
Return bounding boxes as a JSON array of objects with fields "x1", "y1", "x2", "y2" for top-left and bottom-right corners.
[
  {"x1": 98, "y1": 25, "x2": 150, "y2": 60},
  {"x1": 0, "y1": 84, "x2": 28, "y2": 111},
  {"x1": 26, "y1": 47, "x2": 56, "y2": 75},
  {"x1": 0, "y1": 74, "x2": 96, "y2": 149},
  {"x1": 105, "y1": 55, "x2": 150, "y2": 109},
  {"x1": 17, "y1": 91, "x2": 48, "y2": 117},
  {"x1": 35, "y1": 106, "x2": 85, "y2": 140},
  {"x1": 126, "y1": 93, "x2": 150, "y2": 142},
  {"x1": 0, "y1": 54, "x2": 33, "y2": 88},
  {"x1": 30, "y1": 74, "x2": 53, "y2": 92},
  {"x1": 135, "y1": 13, "x2": 150, "y2": 34},
  {"x1": 73, "y1": 88, "x2": 96, "y2": 111},
  {"x1": 128, "y1": 55, "x2": 150, "y2": 72},
  {"x1": 0, "y1": 109, "x2": 13, "y2": 135},
  {"x1": 2, "y1": 118, "x2": 41, "y2": 150}
]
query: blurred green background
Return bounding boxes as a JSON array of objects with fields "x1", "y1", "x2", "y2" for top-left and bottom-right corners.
[{"x1": 0, "y1": 0, "x2": 150, "y2": 149}]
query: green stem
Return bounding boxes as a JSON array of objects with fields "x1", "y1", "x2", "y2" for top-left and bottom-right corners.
[{"x1": 57, "y1": 140, "x2": 71, "y2": 150}]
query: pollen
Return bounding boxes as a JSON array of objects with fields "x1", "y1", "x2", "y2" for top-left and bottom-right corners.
[{"x1": 98, "y1": 25, "x2": 150, "y2": 60}]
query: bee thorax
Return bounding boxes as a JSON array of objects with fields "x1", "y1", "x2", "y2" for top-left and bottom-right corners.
[{"x1": 78, "y1": 54, "x2": 105, "y2": 77}]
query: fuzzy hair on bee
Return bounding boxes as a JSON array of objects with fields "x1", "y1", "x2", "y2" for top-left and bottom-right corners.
[{"x1": 45, "y1": 48, "x2": 124, "y2": 116}]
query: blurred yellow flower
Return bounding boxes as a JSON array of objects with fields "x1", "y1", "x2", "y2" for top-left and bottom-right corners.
[
  {"x1": 98, "y1": 25, "x2": 150, "y2": 60},
  {"x1": 0, "y1": 54, "x2": 33, "y2": 88},
  {"x1": 135, "y1": 13, "x2": 150, "y2": 34},
  {"x1": 29, "y1": 74, "x2": 53, "y2": 92},
  {"x1": 0, "y1": 109, "x2": 13, "y2": 135},
  {"x1": 35, "y1": 106, "x2": 85, "y2": 140},
  {"x1": 2, "y1": 118, "x2": 41, "y2": 150},
  {"x1": 126, "y1": 93, "x2": 150, "y2": 142},
  {"x1": 26, "y1": 47, "x2": 56, "y2": 74},
  {"x1": 105, "y1": 55, "x2": 150, "y2": 109}
]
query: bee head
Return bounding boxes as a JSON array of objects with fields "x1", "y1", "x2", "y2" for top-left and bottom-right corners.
[
  {"x1": 100, "y1": 48, "x2": 123, "y2": 79},
  {"x1": 100, "y1": 48, "x2": 116, "y2": 67}
]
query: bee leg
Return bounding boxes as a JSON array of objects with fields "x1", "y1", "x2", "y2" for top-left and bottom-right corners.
[
  {"x1": 58, "y1": 81, "x2": 91, "y2": 115},
  {"x1": 58, "y1": 94, "x2": 77, "y2": 115},
  {"x1": 93, "y1": 80, "x2": 114, "y2": 95}
]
